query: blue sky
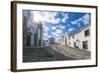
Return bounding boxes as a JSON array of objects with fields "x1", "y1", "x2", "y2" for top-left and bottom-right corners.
[{"x1": 31, "y1": 10, "x2": 91, "y2": 42}]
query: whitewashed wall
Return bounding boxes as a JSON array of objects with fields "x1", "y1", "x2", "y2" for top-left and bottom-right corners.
[{"x1": 66, "y1": 26, "x2": 91, "y2": 51}]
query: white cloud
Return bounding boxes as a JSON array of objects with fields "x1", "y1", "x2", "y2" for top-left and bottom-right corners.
[
  {"x1": 61, "y1": 14, "x2": 69, "y2": 23},
  {"x1": 52, "y1": 32, "x2": 63, "y2": 42},
  {"x1": 32, "y1": 11, "x2": 43, "y2": 23},
  {"x1": 44, "y1": 32, "x2": 48, "y2": 36},
  {"x1": 43, "y1": 35, "x2": 48, "y2": 40},
  {"x1": 51, "y1": 32, "x2": 59, "y2": 37},
  {"x1": 56, "y1": 29, "x2": 63, "y2": 33},
  {"x1": 43, "y1": 25, "x2": 49, "y2": 32},
  {"x1": 52, "y1": 26, "x2": 57, "y2": 30},
  {"x1": 43, "y1": 25, "x2": 50, "y2": 40},
  {"x1": 71, "y1": 20, "x2": 77, "y2": 24},
  {"x1": 51, "y1": 25, "x2": 65, "y2": 31},
  {"x1": 82, "y1": 14, "x2": 90, "y2": 25},
  {"x1": 71, "y1": 18, "x2": 82, "y2": 25},
  {"x1": 71, "y1": 18, "x2": 83, "y2": 27},
  {"x1": 47, "y1": 18, "x2": 60, "y2": 24},
  {"x1": 71, "y1": 13, "x2": 90, "y2": 26},
  {"x1": 51, "y1": 29, "x2": 63, "y2": 38},
  {"x1": 68, "y1": 28, "x2": 75, "y2": 32},
  {"x1": 32, "y1": 11, "x2": 60, "y2": 24},
  {"x1": 43, "y1": 32, "x2": 52, "y2": 40},
  {"x1": 43, "y1": 28, "x2": 63, "y2": 42},
  {"x1": 57, "y1": 25, "x2": 66, "y2": 29}
]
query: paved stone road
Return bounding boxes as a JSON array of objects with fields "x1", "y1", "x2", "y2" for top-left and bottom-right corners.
[
  {"x1": 23, "y1": 46, "x2": 75, "y2": 62},
  {"x1": 52, "y1": 44, "x2": 91, "y2": 60}
]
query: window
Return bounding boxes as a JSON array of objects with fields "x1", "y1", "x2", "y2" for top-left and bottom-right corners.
[
  {"x1": 83, "y1": 41, "x2": 88, "y2": 49},
  {"x1": 84, "y1": 29, "x2": 90, "y2": 36}
]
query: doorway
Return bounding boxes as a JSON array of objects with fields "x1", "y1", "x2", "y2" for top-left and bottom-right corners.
[{"x1": 83, "y1": 41, "x2": 88, "y2": 49}]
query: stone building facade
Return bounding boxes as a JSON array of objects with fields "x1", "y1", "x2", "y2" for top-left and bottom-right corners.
[{"x1": 23, "y1": 10, "x2": 43, "y2": 48}]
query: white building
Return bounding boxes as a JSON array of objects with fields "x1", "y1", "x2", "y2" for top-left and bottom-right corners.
[
  {"x1": 65, "y1": 24, "x2": 91, "y2": 51},
  {"x1": 59, "y1": 37, "x2": 66, "y2": 45}
]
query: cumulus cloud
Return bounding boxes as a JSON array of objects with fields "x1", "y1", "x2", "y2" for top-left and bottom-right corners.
[
  {"x1": 52, "y1": 26, "x2": 57, "y2": 30},
  {"x1": 43, "y1": 25, "x2": 50, "y2": 40},
  {"x1": 71, "y1": 18, "x2": 82, "y2": 26},
  {"x1": 43, "y1": 25, "x2": 65, "y2": 41},
  {"x1": 51, "y1": 32, "x2": 59, "y2": 37},
  {"x1": 68, "y1": 28, "x2": 75, "y2": 32},
  {"x1": 44, "y1": 32, "x2": 48, "y2": 36},
  {"x1": 71, "y1": 13, "x2": 90, "y2": 26},
  {"x1": 51, "y1": 29, "x2": 63, "y2": 41},
  {"x1": 82, "y1": 13, "x2": 90, "y2": 25},
  {"x1": 58, "y1": 25, "x2": 65, "y2": 29},
  {"x1": 43, "y1": 25, "x2": 50, "y2": 33},
  {"x1": 32, "y1": 11, "x2": 43, "y2": 23},
  {"x1": 56, "y1": 29, "x2": 63, "y2": 34},
  {"x1": 61, "y1": 13, "x2": 69, "y2": 23},
  {"x1": 43, "y1": 31, "x2": 52, "y2": 40},
  {"x1": 32, "y1": 11, "x2": 61, "y2": 24}
]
